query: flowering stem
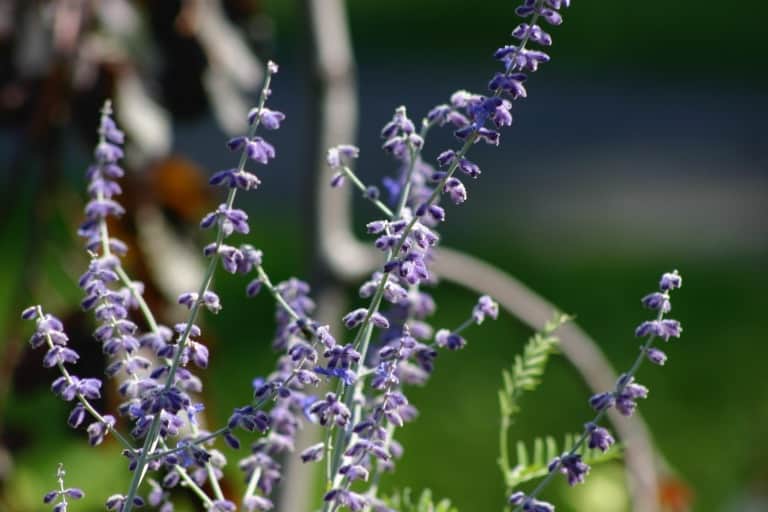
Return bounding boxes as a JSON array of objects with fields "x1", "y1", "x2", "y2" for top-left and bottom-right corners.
[
  {"x1": 340, "y1": 166, "x2": 394, "y2": 218},
  {"x1": 256, "y1": 266, "x2": 302, "y2": 322},
  {"x1": 123, "y1": 67, "x2": 277, "y2": 512},
  {"x1": 35, "y1": 306, "x2": 135, "y2": 451},
  {"x1": 510, "y1": 309, "x2": 665, "y2": 512},
  {"x1": 207, "y1": 463, "x2": 226, "y2": 502}
]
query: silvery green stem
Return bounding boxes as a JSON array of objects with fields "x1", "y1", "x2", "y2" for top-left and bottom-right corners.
[
  {"x1": 340, "y1": 165, "x2": 394, "y2": 218},
  {"x1": 242, "y1": 467, "x2": 263, "y2": 504}
]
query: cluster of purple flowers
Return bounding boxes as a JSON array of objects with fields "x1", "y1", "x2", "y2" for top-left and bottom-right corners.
[
  {"x1": 18, "y1": 1, "x2": 685, "y2": 511},
  {"x1": 23, "y1": 62, "x2": 293, "y2": 511},
  {"x1": 508, "y1": 270, "x2": 683, "y2": 511}
]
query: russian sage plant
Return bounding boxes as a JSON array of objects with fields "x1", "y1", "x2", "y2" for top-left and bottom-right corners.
[{"x1": 20, "y1": 1, "x2": 684, "y2": 511}]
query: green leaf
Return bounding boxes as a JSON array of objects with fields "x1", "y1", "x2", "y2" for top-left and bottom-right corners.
[
  {"x1": 383, "y1": 488, "x2": 460, "y2": 512},
  {"x1": 498, "y1": 313, "x2": 571, "y2": 480}
]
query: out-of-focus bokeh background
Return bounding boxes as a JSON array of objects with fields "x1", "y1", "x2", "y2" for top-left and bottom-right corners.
[{"x1": 1, "y1": 1, "x2": 766, "y2": 511}]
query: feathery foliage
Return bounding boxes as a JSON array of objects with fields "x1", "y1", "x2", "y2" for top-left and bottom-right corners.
[
  {"x1": 384, "y1": 488, "x2": 460, "y2": 512},
  {"x1": 507, "y1": 433, "x2": 622, "y2": 489}
]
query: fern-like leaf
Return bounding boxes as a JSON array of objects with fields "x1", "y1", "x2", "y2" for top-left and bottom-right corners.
[
  {"x1": 498, "y1": 313, "x2": 571, "y2": 478},
  {"x1": 506, "y1": 433, "x2": 623, "y2": 488},
  {"x1": 383, "y1": 488, "x2": 459, "y2": 512}
]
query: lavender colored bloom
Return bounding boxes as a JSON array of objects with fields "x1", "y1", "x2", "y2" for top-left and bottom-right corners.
[
  {"x1": 327, "y1": 144, "x2": 360, "y2": 169},
  {"x1": 227, "y1": 405, "x2": 270, "y2": 433},
  {"x1": 551, "y1": 453, "x2": 589, "y2": 486},
  {"x1": 443, "y1": 177, "x2": 467, "y2": 204},
  {"x1": 106, "y1": 494, "x2": 145, "y2": 511},
  {"x1": 299, "y1": 442, "x2": 325, "y2": 463},
  {"x1": 330, "y1": 172, "x2": 345, "y2": 188},
  {"x1": 323, "y1": 489, "x2": 367, "y2": 512},
  {"x1": 635, "y1": 319, "x2": 682, "y2": 341},
  {"x1": 589, "y1": 391, "x2": 615, "y2": 412},
  {"x1": 308, "y1": 393, "x2": 352, "y2": 428},
  {"x1": 522, "y1": 498, "x2": 555, "y2": 512},
  {"x1": 324, "y1": 344, "x2": 362, "y2": 370},
  {"x1": 508, "y1": 492, "x2": 526, "y2": 506},
  {"x1": 615, "y1": 376, "x2": 649, "y2": 417},
  {"x1": 86, "y1": 415, "x2": 115, "y2": 446},
  {"x1": 641, "y1": 292, "x2": 671, "y2": 312},
  {"x1": 210, "y1": 168, "x2": 262, "y2": 190},
  {"x1": 659, "y1": 270, "x2": 682, "y2": 291},
  {"x1": 646, "y1": 347, "x2": 667, "y2": 365},
  {"x1": 43, "y1": 346, "x2": 80, "y2": 367},
  {"x1": 212, "y1": 500, "x2": 236, "y2": 511},
  {"x1": 250, "y1": 107, "x2": 286, "y2": 130},
  {"x1": 243, "y1": 495, "x2": 274, "y2": 511},
  {"x1": 343, "y1": 308, "x2": 368, "y2": 328},
  {"x1": 586, "y1": 422, "x2": 615, "y2": 452},
  {"x1": 473, "y1": 295, "x2": 499, "y2": 324},
  {"x1": 435, "y1": 329, "x2": 467, "y2": 350},
  {"x1": 339, "y1": 463, "x2": 369, "y2": 482}
]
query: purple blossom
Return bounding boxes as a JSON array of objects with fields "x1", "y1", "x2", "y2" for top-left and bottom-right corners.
[
  {"x1": 299, "y1": 442, "x2": 325, "y2": 463},
  {"x1": 646, "y1": 347, "x2": 668, "y2": 365},
  {"x1": 586, "y1": 422, "x2": 615, "y2": 452},
  {"x1": 308, "y1": 393, "x2": 352, "y2": 428},
  {"x1": 323, "y1": 489, "x2": 367, "y2": 512},
  {"x1": 243, "y1": 495, "x2": 274, "y2": 511},
  {"x1": 251, "y1": 107, "x2": 286, "y2": 130},
  {"x1": 589, "y1": 392, "x2": 615, "y2": 412},
  {"x1": 659, "y1": 270, "x2": 682, "y2": 291},
  {"x1": 473, "y1": 295, "x2": 499, "y2": 324},
  {"x1": 550, "y1": 453, "x2": 590, "y2": 486},
  {"x1": 641, "y1": 292, "x2": 671, "y2": 312},
  {"x1": 87, "y1": 415, "x2": 115, "y2": 446},
  {"x1": 435, "y1": 329, "x2": 467, "y2": 350}
]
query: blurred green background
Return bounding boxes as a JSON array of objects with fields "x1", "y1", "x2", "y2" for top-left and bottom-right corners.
[{"x1": 1, "y1": 1, "x2": 766, "y2": 511}]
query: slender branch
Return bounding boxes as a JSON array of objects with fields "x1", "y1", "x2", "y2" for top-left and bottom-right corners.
[
  {"x1": 35, "y1": 307, "x2": 135, "y2": 450},
  {"x1": 122, "y1": 65, "x2": 278, "y2": 512},
  {"x1": 242, "y1": 467, "x2": 263, "y2": 504},
  {"x1": 339, "y1": 166, "x2": 394, "y2": 218}
]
